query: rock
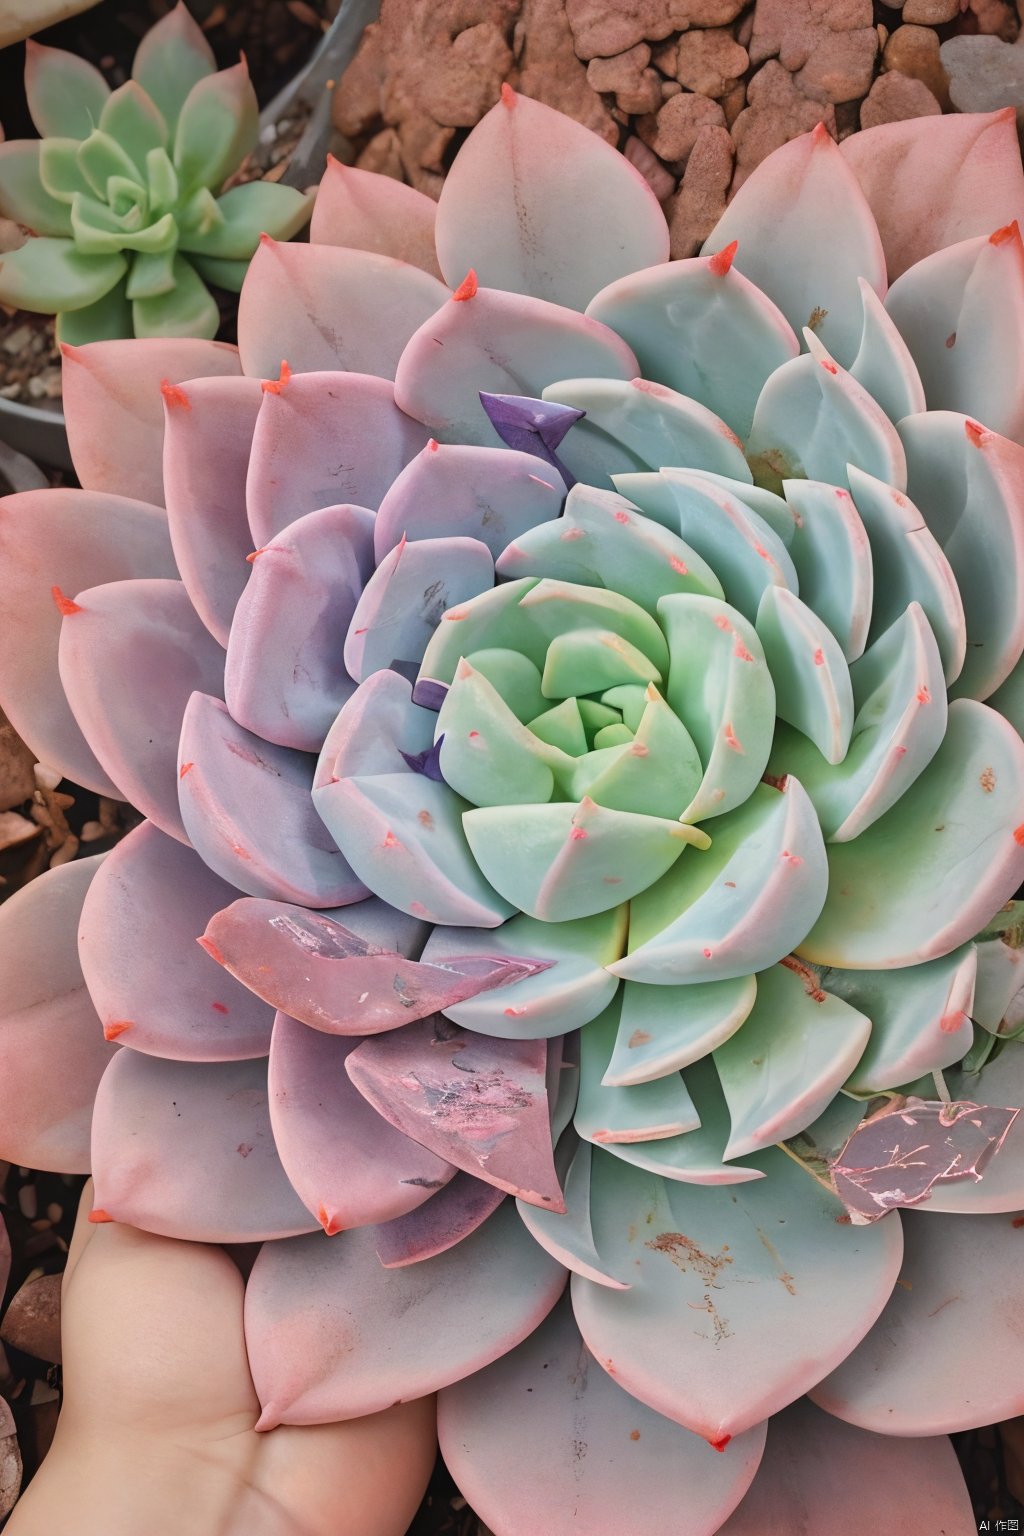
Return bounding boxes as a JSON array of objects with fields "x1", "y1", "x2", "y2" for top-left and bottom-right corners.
[
  {"x1": 721, "y1": 80, "x2": 747, "y2": 125},
  {"x1": 941, "y1": 34, "x2": 1024, "y2": 127},
  {"x1": 730, "y1": 60, "x2": 836, "y2": 188},
  {"x1": 378, "y1": 2, "x2": 519, "y2": 132},
  {"x1": 515, "y1": 0, "x2": 619, "y2": 143},
  {"x1": 432, "y1": 22, "x2": 515, "y2": 126},
  {"x1": 354, "y1": 127, "x2": 405, "y2": 180},
  {"x1": 331, "y1": 21, "x2": 384, "y2": 138},
  {"x1": 588, "y1": 45, "x2": 663, "y2": 113},
  {"x1": 395, "y1": 115, "x2": 456, "y2": 198},
  {"x1": 750, "y1": 0, "x2": 878, "y2": 105},
  {"x1": 0, "y1": 812, "x2": 39, "y2": 854},
  {"x1": 0, "y1": 708, "x2": 35, "y2": 813},
  {"x1": 901, "y1": 0, "x2": 958, "y2": 21},
  {"x1": 636, "y1": 89, "x2": 727, "y2": 166},
  {"x1": 834, "y1": 99, "x2": 861, "y2": 140},
  {"x1": 0, "y1": 1399, "x2": 20, "y2": 1521},
  {"x1": 564, "y1": 0, "x2": 675, "y2": 58},
  {"x1": 966, "y1": 0, "x2": 1020, "y2": 39},
  {"x1": 676, "y1": 0, "x2": 747, "y2": 25},
  {"x1": 883, "y1": 25, "x2": 951, "y2": 110},
  {"x1": 0, "y1": 1273, "x2": 62, "y2": 1364},
  {"x1": 667, "y1": 122, "x2": 734, "y2": 256},
  {"x1": 623, "y1": 135, "x2": 679, "y2": 201},
  {"x1": 673, "y1": 27, "x2": 749, "y2": 97},
  {"x1": 652, "y1": 38, "x2": 678, "y2": 74},
  {"x1": 860, "y1": 69, "x2": 942, "y2": 128}
]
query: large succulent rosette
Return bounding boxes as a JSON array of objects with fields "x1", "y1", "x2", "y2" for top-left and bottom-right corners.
[{"x1": 2, "y1": 92, "x2": 1024, "y2": 1532}]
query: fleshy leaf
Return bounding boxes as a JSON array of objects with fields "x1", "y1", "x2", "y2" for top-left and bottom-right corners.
[
  {"x1": 925, "y1": 1042, "x2": 1024, "y2": 1213},
  {"x1": 246, "y1": 371, "x2": 431, "y2": 546},
  {"x1": 91, "y1": 1052, "x2": 317, "y2": 1242},
  {"x1": 226, "y1": 503, "x2": 375, "y2": 749},
  {"x1": 439, "y1": 1294, "x2": 766, "y2": 1536},
  {"x1": 245, "y1": 1201, "x2": 567, "y2": 1426},
  {"x1": 702, "y1": 124, "x2": 886, "y2": 368},
  {"x1": 61, "y1": 335, "x2": 242, "y2": 505},
  {"x1": 604, "y1": 976, "x2": 757, "y2": 1088},
  {"x1": 375, "y1": 1173, "x2": 506, "y2": 1267},
  {"x1": 172, "y1": 62, "x2": 258, "y2": 192},
  {"x1": 25, "y1": 40, "x2": 111, "y2": 139},
  {"x1": 800, "y1": 699, "x2": 1024, "y2": 968},
  {"x1": 310, "y1": 157, "x2": 443, "y2": 278},
  {"x1": 346, "y1": 1020, "x2": 563, "y2": 1210},
  {"x1": 237, "y1": 238, "x2": 448, "y2": 380},
  {"x1": 811, "y1": 1206, "x2": 1024, "y2": 1434},
  {"x1": 782, "y1": 479, "x2": 873, "y2": 663},
  {"x1": 268, "y1": 1015, "x2": 456, "y2": 1233},
  {"x1": 755, "y1": 586, "x2": 854, "y2": 765},
  {"x1": 517, "y1": 1141, "x2": 631, "y2": 1290},
  {"x1": 58, "y1": 578, "x2": 225, "y2": 842},
  {"x1": 78, "y1": 823, "x2": 275, "y2": 1061},
  {"x1": 655, "y1": 472, "x2": 796, "y2": 625},
  {"x1": 0, "y1": 238, "x2": 126, "y2": 314},
  {"x1": 847, "y1": 277, "x2": 926, "y2": 425},
  {"x1": 587, "y1": 253, "x2": 799, "y2": 441},
  {"x1": 0, "y1": 141, "x2": 73, "y2": 236},
  {"x1": 132, "y1": 254, "x2": 219, "y2": 340},
  {"x1": 573, "y1": 1145, "x2": 902, "y2": 1441},
  {"x1": 576, "y1": 1003, "x2": 700, "y2": 1148},
  {"x1": 0, "y1": 856, "x2": 117, "y2": 1173},
  {"x1": 131, "y1": 1, "x2": 216, "y2": 131},
  {"x1": 179, "y1": 182, "x2": 313, "y2": 260},
  {"x1": 178, "y1": 691, "x2": 368, "y2": 908},
  {"x1": 0, "y1": 488, "x2": 175, "y2": 796},
  {"x1": 434, "y1": 89, "x2": 669, "y2": 312}
]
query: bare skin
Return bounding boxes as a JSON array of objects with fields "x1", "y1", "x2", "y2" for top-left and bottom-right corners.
[{"x1": 8, "y1": 1189, "x2": 438, "y2": 1536}]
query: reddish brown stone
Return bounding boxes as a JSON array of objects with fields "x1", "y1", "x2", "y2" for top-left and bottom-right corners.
[
  {"x1": 730, "y1": 60, "x2": 836, "y2": 189},
  {"x1": 883, "y1": 25, "x2": 952, "y2": 110},
  {"x1": 637, "y1": 89, "x2": 727, "y2": 166},
  {"x1": 674, "y1": 27, "x2": 749, "y2": 97},
  {"x1": 667, "y1": 122, "x2": 734, "y2": 256}
]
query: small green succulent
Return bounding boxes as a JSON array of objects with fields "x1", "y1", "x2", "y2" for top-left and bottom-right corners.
[{"x1": 0, "y1": 3, "x2": 313, "y2": 343}]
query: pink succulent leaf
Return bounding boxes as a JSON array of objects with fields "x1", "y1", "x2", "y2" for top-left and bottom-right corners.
[
  {"x1": 702, "y1": 124, "x2": 886, "y2": 369},
  {"x1": 718, "y1": 1399, "x2": 975, "y2": 1536},
  {"x1": 572, "y1": 1145, "x2": 903, "y2": 1443},
  {"x1": 439, "y1": 1293, "x2": 766, "y2": 1534},
  {"x1": 829, "y1": 1096, "x2": 1020, "y2": 1225},
  {"x1": 202, "y1": 896, "x2": 551, "y2": 1037},
  {"x1": 434, "y1": 89, "x2": 668, "y2": 313},
  {"x1": 0, "y1": 855, "x2": 118, "y2": 1173},
  {"x1": 0, "y1": 488, "x2": 176, "y2": 797},
  {"x1": 840, "y1": 108, "x2": 1024, "y2": 281},
  {"x1": 77, "y1": 823, "x2": 275, "y2": 1062},
  {"x1": 345, "y1": 1019, "x2": 564, "y2": 1211},
  {"x1": 245, "y1": 371, "x2": 431, "y2": 547},
  {"x1": 602, "y1": 976, "x2": 757, "y2": 1090},
  {"x1": 848, "y1": 277, "x2": 926, "y2": 426},
  {"x1": 926, "y1": 1041, "x2": 1024, "y2": 1214},
  {"x1": 237, "y1": 238, "x2": 449, "y2": 381},
  {"x1": 130, "y1": 0, "x2": 216, "y2": 133},
  {"x1": 885, "y1": 225, "x2": 1024, "y2": 448},
  {"x1": 373, "y1": 441, "x2": 563, "y2": 563},
  {"x1": 541, "y1": 377, "x2": 751, "y2": 490},
  {"x1": 745, "y1": 331, "x2": 907, "y2": 494},
  {"x1": 244, "y1": 1199, "x2": 567, "y2": 1428},
  {"x1": 800, "y1": 701, "x2": 1024, "y2": 968},
  {"x1": 25, "y1": 39, "x2": 111, "y2": 139},
  {"x1": 177, "y1": 691, "x2": 368, "y2": 908},
  {"x1": 901, "y1": 415, "x2": 1024, "y2": 702},
  {"x1": 810, "y1": 1203, "x2": 1024, "y2": 1435},
  {"x1": 268, "y1": 1014, "x2": 457, "y2": 1234},
  {"x1": 828, "y1": 946, "x2": 978, "y2": 1098},
  {"x1": 393, "y1": 283, "x2": 637, "y2": 448},
  {"x1": 419, "y1": 906, "x2": 625, "y2": 1041},
  {"x1": 58, "y1": 578, "x2": 225, "y2": 843},
  {"x1": 225, "y1": 503, "x2": 375, "y2": 750},
  {"x1": 90, "y1": 1051, "x2": 317, "y2": 1242},
  {"x1": 313, "y1": 671, "x2": 514, "y2": 928},
  {"x1": 344, "y1": 535, "x2": 494, "y2": 685},
  {"x1": 517, "y1": 1137, "x2": 631, "y2": 1291},
  {"x1": 374, "y1": 1172, "x2": 506, "y2": 1268},
  {"x1": 61, "y1": 338, "x2": 242, "y2": 505},
  {"x1": 162, "y1": 374, "x2": 264, "y2": 647},
  {"x1": 309, "y1": 157, "x2": 443, "y2": 279},
  {"x1": 587, "y1": 253, "x2": 800, "y2": 442}
]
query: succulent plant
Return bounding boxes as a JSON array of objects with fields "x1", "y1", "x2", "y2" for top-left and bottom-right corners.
[
  {"x1": 2, "y1": 91, "x2": 1024, "y2": 1532},
  {"x1": 0, "y1": 4, "x2": 312, "y2": 344}
]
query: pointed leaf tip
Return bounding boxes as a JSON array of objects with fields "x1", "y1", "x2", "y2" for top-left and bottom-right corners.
[
  {"x1": 501, "y1": 83, "x2": 516, "y2": 108},
  {"x1": 452, "y1": 270, "x2": 479, "y2": 302},
  {"x1": 708, "y1": 240, "x2": 738, "y2": 277},
  {"x1": 87, "y1": 1209, "x2": 113, "y2": 1224},
  {"x1": 160, "y1": 380, "x2": 192, "y2": 411},
  {"x1": 51, "y1": 585, "x2": 82, "y2": 616},
  {"x1": 196, "y1": 934, "x2": 225, "y2": 965},
  {"x1": 990, "y1": 219, "x2": 1022, "y2": 246},
  {"x1": 102, "y1": 1020, "x2": 134, "y2": 1041},
  {"x1": 261, "y1": 360, "x2": 292, "y2": 396}
]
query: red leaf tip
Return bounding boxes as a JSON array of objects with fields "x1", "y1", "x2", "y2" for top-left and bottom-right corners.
[
  {"x1": 427, "y1": 438, "x2": 440, "y2": 453},
  {"x1": 196, "y1": 934, "x2": 226, "y2": 965},
  {"x1": 160, "y1": 379, "x2": 192, "y2": 411},
  {"x1": 51, "y1": 585, "x2": 83, "y2": 616},
  {"x1": 965, "y1": 418, "x2": 990, "y2": 448},
  {"x1": 261, "y1": 359, "x2": 292, "y2": 395},
  {"x1": 179, "y1": 760, "x2": 194, "y2": 778},
  {"x1": 500, "y1": 83, "x2": 516, "y2": 109},
  {"x1": 317, "y1": 1203, "x2": 344, "y2": 1236},
  {"x1": 707, "y1": 1434, "x2": 732, "y2": 1453},
  {"x1": 88, "y1": 1209, "x2": 113, "y2": 1224},
  {"x1": 707, "y1": 239, "x2": 737, "y2": 277},
  {"x1": 990, "y1": 219, "x2": 1022, "y2": 247},
  {"x1": 452, "y1": 269, "x2": 479, "y2": 302},
  {"x1": 811, "y1": 121, "x2": 832, "y2": 146},
  {"x1": 103, "y1": 1019, "x2": 134, "y2": 1041}
]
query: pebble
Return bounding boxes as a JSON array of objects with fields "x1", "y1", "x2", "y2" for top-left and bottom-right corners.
[
  {"x1": 668, "y1": 121, "x2": 734, "y2": 256},
  {"x1": 860, "y1": 69, "x2": 942, "y2": 128},
  {"x1": 750, "y1": 0, "x2": 878, "y2": 105},
  {"x1": 902, "y1": 0, "x2": 958, "y2": 21},
  {"x1": 941, "y1": 34, "x2": 1024, "y2": 127},
  {"x1": 623, "y1": 134, "x2": 678, "y2": 201},
  {"x1": 673, "y1": 27, "x2": 749, "y2": 97},
  {"x1": 0, "y1": 1399, "x2": 20, "y2": 1522},
  {"x1": 966, "y1": 0, "x2": 1019, "y2": 40},
  {"x1": 730, "y1": 60, "x2": 836, "y2": 188},
  {"x1": 564, "y1": 0, "x2": 676, "y2": 58},
  {"x1": 0, "y1": 813, "x2": 39, "y2": 855},
  {"x1": 1, "y1": 1275, "x2": 62, "y2": 1367},
  {"x1": 883, "y1": 24, "x2": 951, "y2": 109},
  {"x1": 587, "y1": 45, "x2": 663, "y2": 113},
  {"x1": 637, "y1": 89, "x2": 727, "y2": 166}
]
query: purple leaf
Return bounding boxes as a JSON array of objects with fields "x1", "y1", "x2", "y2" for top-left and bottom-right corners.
[
  {"x1": 399, "y1": 735, "x2": 446, "y2": 780},
  {"x1": 830, "y1": 1096, "x2": 1021, "y2": 1224},
  {"x1": 268, "y1": 1014, "x2": 456, "y2": 1234},
  {"x1": 478, "y1": 391, "x2": 585, "y2": 489},
  {"x1": 374, "y1": 1172, "x2": 506, "y2": 1268},
  {"x1": 346, "y1": 1018, "x2": 565, "y2": 1210},
  {"x1": 202, "y1": 896, "x2": 552, "y2": 1036}
]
